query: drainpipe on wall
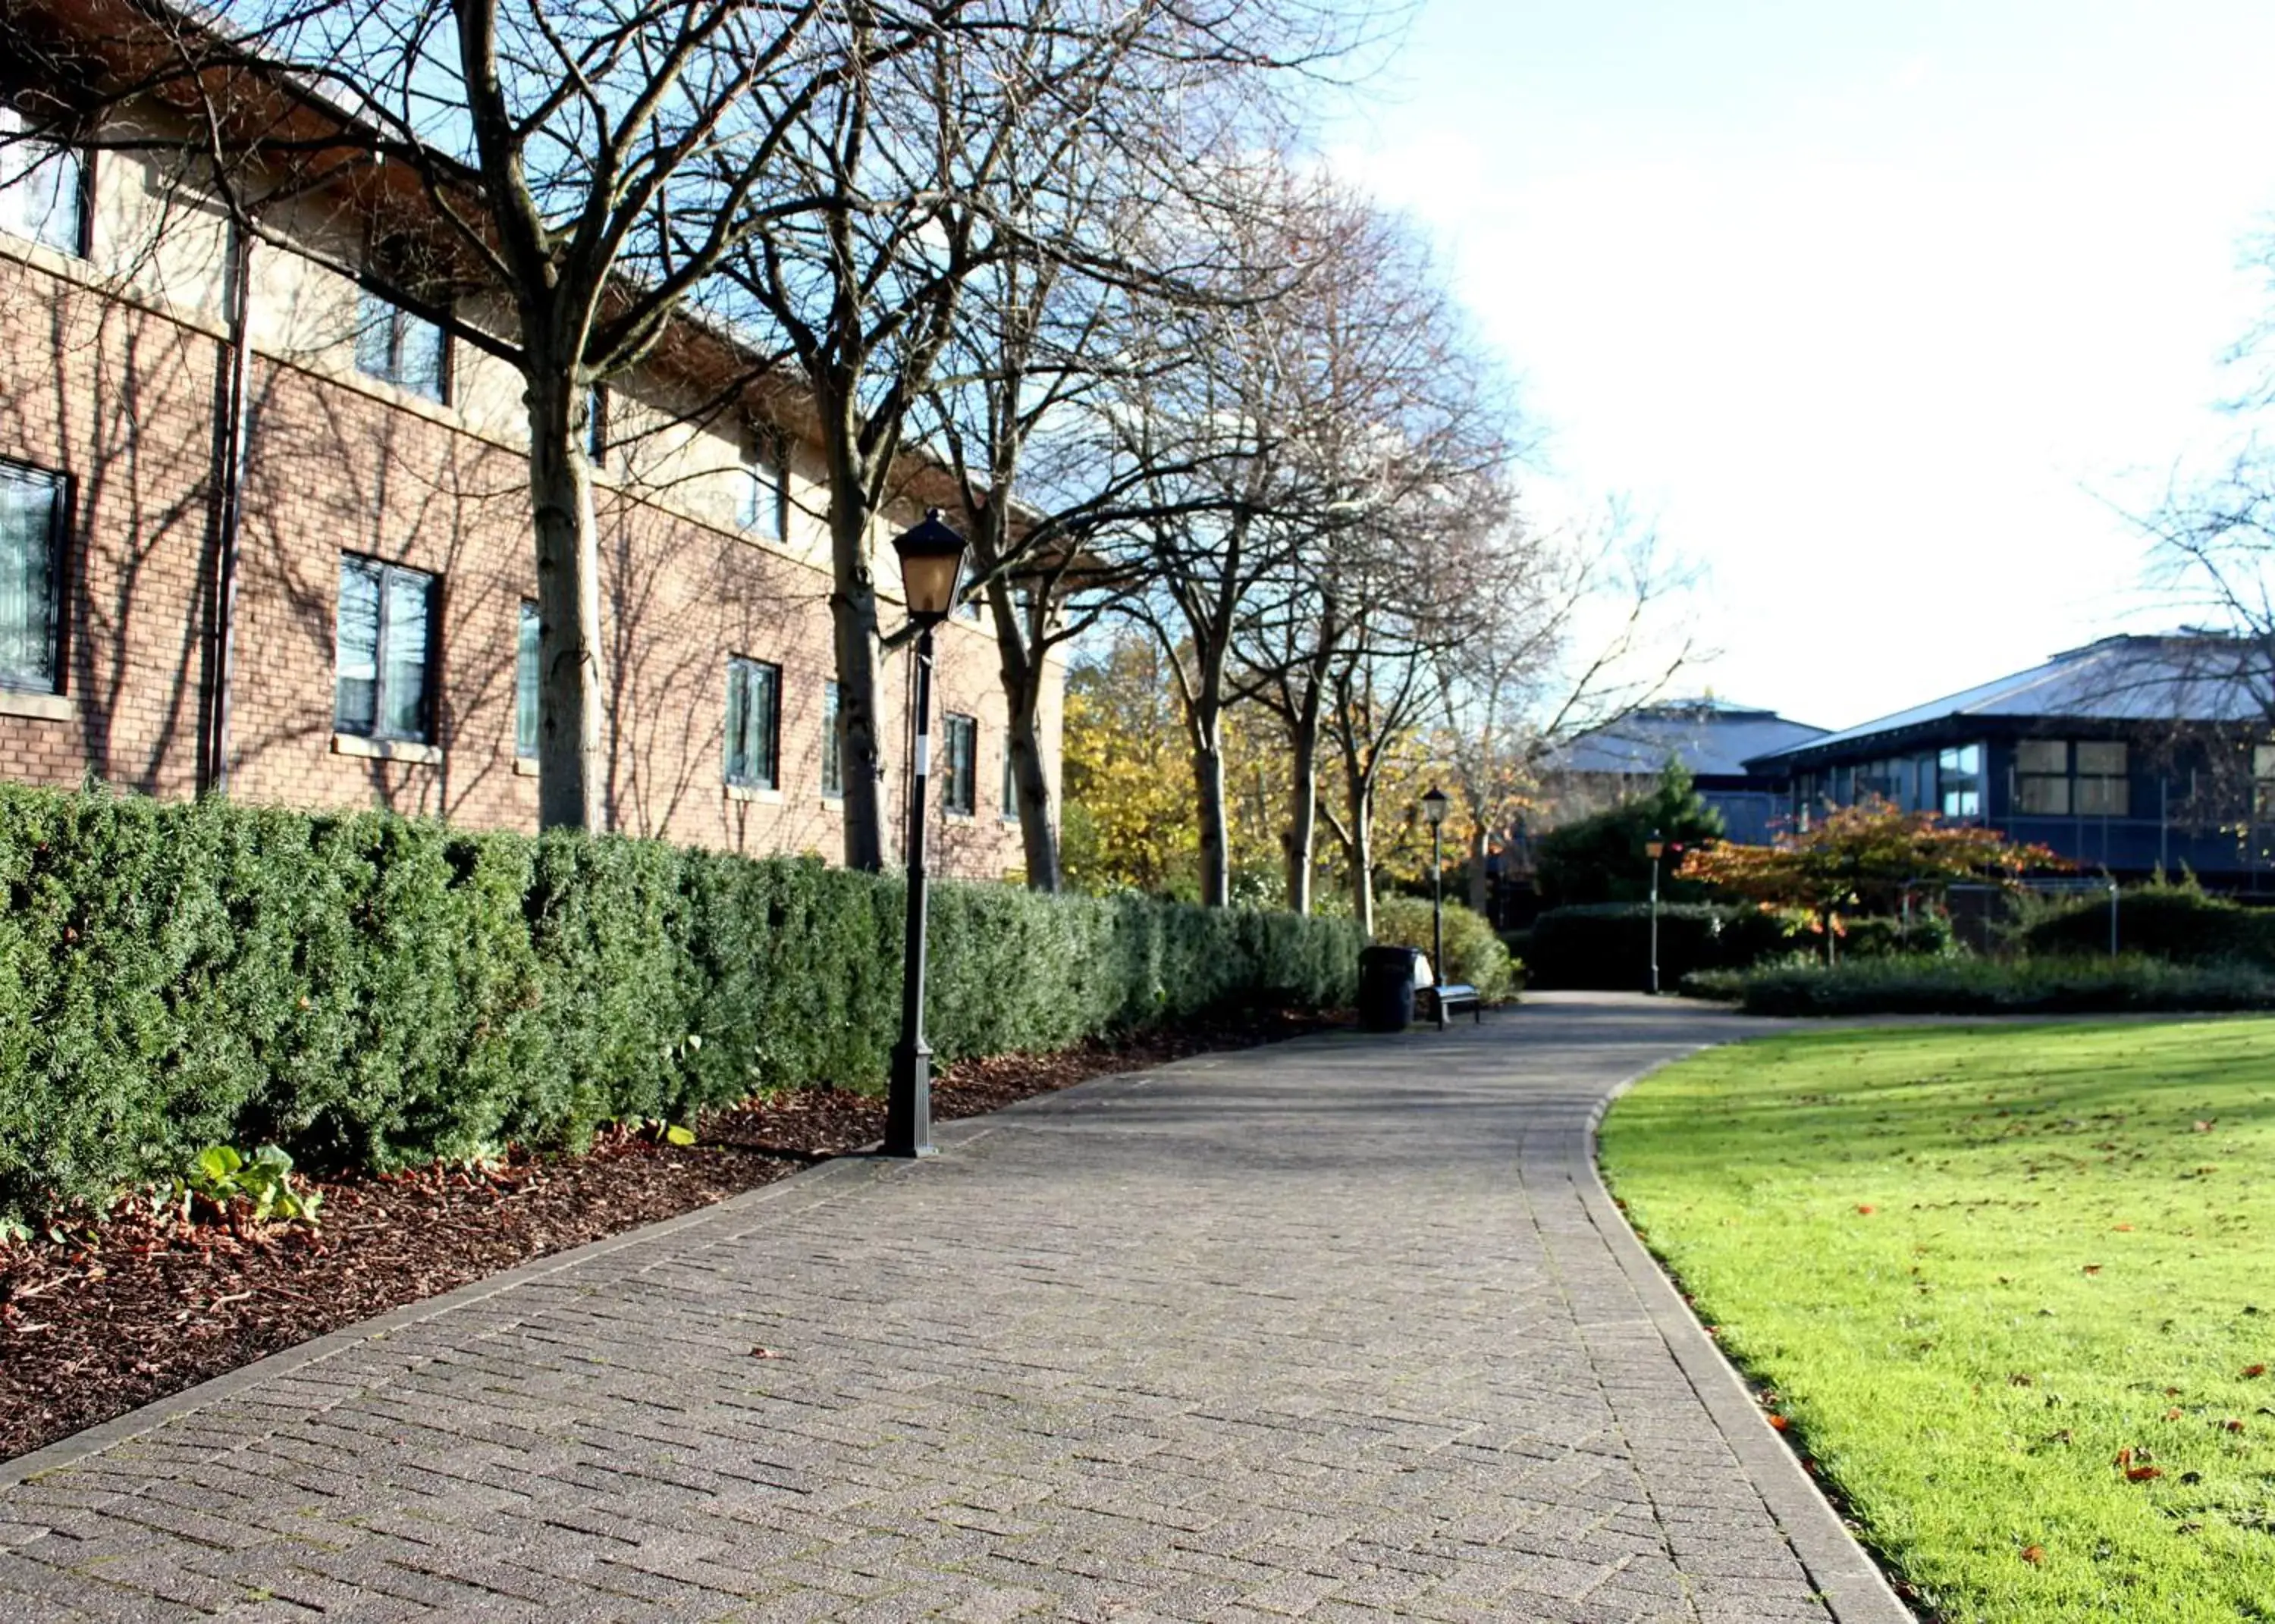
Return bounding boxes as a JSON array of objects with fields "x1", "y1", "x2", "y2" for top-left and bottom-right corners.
[{"x1": 200, "y1": 219, "x2": 253, "y2": 797}]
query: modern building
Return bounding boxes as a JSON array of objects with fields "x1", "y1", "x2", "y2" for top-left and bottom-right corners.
[
  {"x1": 1746, "y1": 634, "x2": 2275, "y2": 889},
  {"x1": 1547, "y1": 699, "x2": 1828, "y2": 842},
  {"x1": 0, "y1": 57, "x2": 1059, "y2": 877}
]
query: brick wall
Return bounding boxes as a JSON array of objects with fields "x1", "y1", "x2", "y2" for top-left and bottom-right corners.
[{"x1": 0, "y1": 247, "x2": 1057, "y2": 880}]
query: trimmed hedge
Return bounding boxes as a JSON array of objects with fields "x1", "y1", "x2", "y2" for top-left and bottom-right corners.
[
  {"x1": 0, "y1": 785, "x2": 1362, "y2": 1222},
  {"x1": 1526, "y1": 903, "x2": 1800, "y2": 989},
  {"x1": 2020, "y1": 883, "x2": 2275, "y2": 967},
  {"x1": 1682, "y1": 954, "x2": 2275, "y2": 1017}
]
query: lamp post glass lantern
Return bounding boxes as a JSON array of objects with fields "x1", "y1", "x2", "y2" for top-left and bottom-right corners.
[
  {"x1": 886, "y1": 510, "x2": 968, "y2": 1158},
  {"x1": 1421, "y1": 787, "x2": 1449, "y2": 1029}
]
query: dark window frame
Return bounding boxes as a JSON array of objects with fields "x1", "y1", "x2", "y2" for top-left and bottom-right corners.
[
  {"x1": 333, "y1": 553, "x2": 440, "y2": 744},
  {"x1": 0, "y1": 456, "x2": 71, "y2": 695},
  {"x1": 1000, "y1": 732, "x2": 1018, "y2": 819},
  {"x1": 514, "y1": 600, "x2": 540, "y2": 760},
  {"x1": 821, "y1": 679, "x2": 843, "y2": 798},
  {"x1": 0, "y1": 105, "x2": 90, "y2": 259},
  {"x1": 741, "y1": 431, "x2": 786, "y2": 540},
  {"x1": 725, "y1": 655, "x2": 783, "y2": 791},
  {"x1": 353, "y1": 286, "x2": 452, "y2": 404},
  {"x1": 943, "y1": 712, "x2": 977, "y2": 817}
]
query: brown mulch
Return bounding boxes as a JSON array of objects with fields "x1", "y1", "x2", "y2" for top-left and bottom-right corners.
[{"x1": 0, "y1": 1007, "x2": 1338, "y2": 1465}]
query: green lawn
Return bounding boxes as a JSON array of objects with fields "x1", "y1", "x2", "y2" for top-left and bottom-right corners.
[{"x1": 1599, "y1": 1019, "x2": 2275, "y2": 1622}]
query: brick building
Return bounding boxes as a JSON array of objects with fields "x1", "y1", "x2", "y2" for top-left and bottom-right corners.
[{"x1": 0, "y1": 90, "x2": 1059, "y2": 880}]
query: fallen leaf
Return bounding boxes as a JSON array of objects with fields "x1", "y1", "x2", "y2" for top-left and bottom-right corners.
[
  {"x1": 2126, "y1": 1466, "x2": 2164, "y2": 1482},
  {"x1": 2010, "y1": 1373, "x2": 2035, "y2": 1387},
  {"x1": 2083, "y1": 1265, "x2": 2104, "y2": 1275},
  {"x1": 2113, "y1": 1224, "x2": 2134, "y2": 1232},
  {"x1": 749, "y1": 1346, "x2": 786, "y2": 1359},
  {"x1": 2245, "y1": 1364, "x2": 2267, "y2": 1379},
  {"x1": 2020, "y1": 1544, "x2": 2044, "y2": 1565},
  {"x1": 1768, "y1": 1414, "x2": 1790, "y2": 1431},
  {"x1": 2166, "y1": 1407, "x2": 2184, "y2": 1422},
  {"x1": 2194, "y1": 1121, "x2": 2214, "y2": 1133},
  {"x1": 1856, "y1": 1204, "x2": 1875, "y2": 1215},
  {"x1": 2224, "y1": 1419, "x2": 2246, "y2": 1434}
]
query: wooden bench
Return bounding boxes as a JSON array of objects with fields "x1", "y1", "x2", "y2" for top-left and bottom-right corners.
[{"x1": 1426, "y1": 983, "x2": 1481, "y2": 1028}]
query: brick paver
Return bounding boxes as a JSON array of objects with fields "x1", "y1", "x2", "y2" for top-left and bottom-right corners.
[{"x1": 0, "y1": 995, "x2": 1908, "y2": 1622}]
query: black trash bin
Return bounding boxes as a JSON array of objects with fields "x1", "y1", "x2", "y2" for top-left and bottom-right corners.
[{"x1": 1357, "y1": 944, "x2": 1423, "y2": 1033}]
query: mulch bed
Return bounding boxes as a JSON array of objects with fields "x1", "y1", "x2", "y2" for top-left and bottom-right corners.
[{"x1": 0, "y1": 1007, "x2": 1338, "y2": 1465}]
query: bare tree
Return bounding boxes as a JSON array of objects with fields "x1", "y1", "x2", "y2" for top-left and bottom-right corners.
[{"x1": 1, "y1": 0, "x2": 949, "y2": 829}]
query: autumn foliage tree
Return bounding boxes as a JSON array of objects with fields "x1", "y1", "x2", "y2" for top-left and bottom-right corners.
[{"x1": 1678, "y1": 800, "x2": 2065, "y2": 962}]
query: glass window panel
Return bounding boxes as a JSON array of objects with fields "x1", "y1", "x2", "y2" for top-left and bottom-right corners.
[
  {"x1": 353, "y1": 290, "x2": 396, "y2": 383},
  {"x1": 822, "y1": 680, "x2": 843, "y2": 796},
  {"x1": 742, "y1": 438, "x2": 783, "y2": 535},
  {"x1": 516, "y1": 602, "x2": 540, "y2": 759},
  {"x1": 752, "y1": 662, "x2": 779, "y2": 788},
  {"x1": 1002, "y1": 735, "x2": 1017, "y2": 817},
  {"x1": 0, "y1": 462, "x2": 61, "y2": 691},
  {"x1": 1941, "y1": 788, "x2": 1980, "y2": 819},
  {"x1": 380, "y1": 569, "x2": 433, "y2": 739},
  {"x1": 724, "y1": 661, "x2": 750, "y2": 783},
  {"x1": 2076, "y1": 741, "x2": 2126, "y2": 777},
  {"x1": 2016, "y1": 776, "x2": 2070, "y2": 815},
  {"x1": 0, "y1": 108, "x2": 85, "y2": 256},
  {"x1": 943, "y1": 714, "x2": 977, "y2": 814},
  {"x1": 333, "y1": 558, "x2": 381, "y2": 734},
  {"x1": 2016, "y1": 739, "x2": 2066, "y2": 775},
  {"x1": 2255, "y1": 745, "x2": 2275, "y2": 782},
  {"x1": 397, "y1": 312, "x2": 447, "y2": 402},
  {"x1": 2078, "y1": 776, "x2": 2128, "y2": 817},
  {"x1": 725, "y1": 659, "x2": 780, "y2": 788}
]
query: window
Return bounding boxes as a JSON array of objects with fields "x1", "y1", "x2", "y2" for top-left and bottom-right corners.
[
  {"x1": 724, "y1": 657, "x2": 781, "y2": 790},
  {"x1": 0, "y1": 106, "x2": 86, "y2": 256},
  {"x1": 0, "y1": 460, "x2": 66, "y2": 693},
  {"x1": 1001, "y1": 733, "x2": 1018, "y2": 818},
  {"x1": 821, "y1": 679, "x2": 843, "y2": 798},
  {"x1": 514, "y1": 601, "x2": 540, "y2": 760},
  {"x1": 942, "y1": 713, "x2": 977, "y2": 816},
  {"x1": 334, "y1": 555, "x2": 438, "y2": 742},
  {"x1": 585, "y1": 384, "x2": 609, "y2": 470},
  {"x1": 354, "y1": 288, "x2": 449, "y2": 403},
  {"x1": 740, "y1": 433, "x2": 784, "y2": 538},
  {"x1": 2076, "y1": 740, "x2": 2128, "y2": 817},
  {"x1": 2016, "y1": 738, "x2": 2069, "y2": 815},
  {"x1": 1938, "y1": 742, "x2": 1983, "y2": 820}
]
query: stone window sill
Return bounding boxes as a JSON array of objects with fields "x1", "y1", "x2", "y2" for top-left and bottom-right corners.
[
  {"x1": 513, "y1": 756, "x2": 538, "y2": 777},
  {"x1": 332, "y1": 732, "x2": 442, "y2": 766},
  {"x1": 725, "y1": 782, "x2": 783, "y2": 804},
  {"x1": 0, "y1": 688, "x2": 73, "y2": 722}
]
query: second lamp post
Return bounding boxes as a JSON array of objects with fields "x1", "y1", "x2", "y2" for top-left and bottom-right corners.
[{"x1": 885, "y1": 510, "x2": 969, "y2": 1158}]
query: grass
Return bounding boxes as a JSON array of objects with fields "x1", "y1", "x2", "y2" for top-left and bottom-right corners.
[{"x1": 1598, "y1": 1019, "x2": 2275, "y2": 1622}]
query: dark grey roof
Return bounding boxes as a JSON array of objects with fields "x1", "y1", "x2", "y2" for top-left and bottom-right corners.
[
  {"x1": 1557, "y1": 701, "x2": 1829, "y2": 779},
  {"x1": 1746, "y1": 635, "x2": 2274, "y2": 769}
]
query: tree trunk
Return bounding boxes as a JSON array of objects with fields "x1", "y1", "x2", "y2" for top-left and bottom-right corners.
[
  {"x1": 985, "y1": 572, "x2": 1061, "y2": 892},
  {"x1": 1283, "y1": 694, "x2": 1320, "y2": 914},
  {"x1": 528, "y1": 362, "x2": 607, "y2": 832},
  {"x1": 1193, "y1": 726, "x2": 1230, "y2": 908},
  {"x1": 826, "y1": 454, "x2": 889, "y2": 872},
  {"x1": 1345, "y1": 770, "x2": 1375, "y2": 937}
]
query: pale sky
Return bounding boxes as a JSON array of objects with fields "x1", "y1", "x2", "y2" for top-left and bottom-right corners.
[{"x1": 1320, "y1": 0, "x2": 2275, "y2": 732}]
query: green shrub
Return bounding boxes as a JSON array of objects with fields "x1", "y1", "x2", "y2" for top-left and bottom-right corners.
[
  {"x1": 0, "y1": 784, "x2": 1361, "y2": 1224},
  {"x1": 1835, "y1": 911, "x2": 1959, "y2": 960},
  {"x1": 1527, "y1": 902, "x2": 1800, "y2": 989},
  {"x1": 1718, "y1": 954, "x2": 2275, "y2": 1017},
  {"x1": 2019, "y1": 878, "x2": 2275, "y2": 966},
  {"x1": 1370, "y1": 895, "x2": 1514, "y2": 1000},
  {"x1": 1534, "y1": 760, "x2": 1724, "y2": 908}
]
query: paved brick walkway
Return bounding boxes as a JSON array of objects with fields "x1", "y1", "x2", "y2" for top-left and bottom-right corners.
[{"x1": 0, "y1": 994, "x2": 1909, "y2": 1623}]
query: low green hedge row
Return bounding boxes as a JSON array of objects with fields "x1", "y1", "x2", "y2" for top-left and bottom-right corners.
[
  {"x1": 1523, "y1": 903, "x2": 1801, "y2": 989},
  {"x1": 1680, "y1": 954, "x2": 2275, "y2": 1017},
  {"x1": 2020, "y1": 883, "x2": 2275, "y2": 965},
  {"x1": 0, "y1": 785, "x2": 1362, "y2": 1222}
]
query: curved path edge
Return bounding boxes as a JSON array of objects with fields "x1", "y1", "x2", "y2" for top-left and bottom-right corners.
[{"x1": 1582, "y1": 1049, "x2": 1917, "y2": 1624}]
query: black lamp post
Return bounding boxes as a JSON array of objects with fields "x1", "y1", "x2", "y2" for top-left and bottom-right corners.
[
  {"x1": 885, "y1": 509, "x2": 968, "y2": 1158},
  {"x1": 1421, "y1": 786, "x2": 1449, "y2": 1030},
  {"x1": 1645, "y1": 827, "x2": 1665, "y2": 995}
]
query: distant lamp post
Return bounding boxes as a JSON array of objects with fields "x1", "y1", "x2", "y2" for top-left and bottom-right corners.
[
  {"x1": 1421, "y1": 786, "x2": 1450, "y2": 1030},
  {"x1": 885, "y1": 509, "x2": 968, "y2": 1158},
  {"x1": 1644, "y1": 829, "x2": 1665, "y2": 995}
]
